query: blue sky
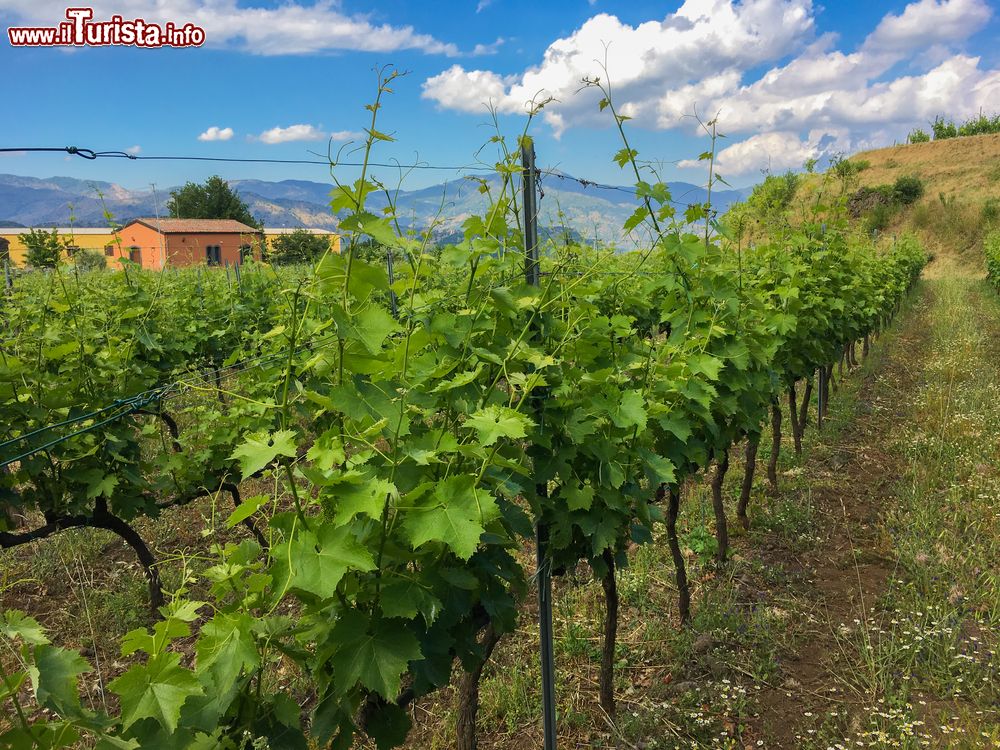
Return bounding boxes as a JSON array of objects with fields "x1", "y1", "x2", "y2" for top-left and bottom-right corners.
[{"x1": 1, "y1": 0, "x2": 998, "y2": 191}]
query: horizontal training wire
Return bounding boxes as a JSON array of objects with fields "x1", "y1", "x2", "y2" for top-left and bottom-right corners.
[
  {"x1": 0, "y1": 146, "x2": 712, "y2": 205},
  {"x1": 0, "y1": 146, "x2": 498, "y2": 173},
  {"x1": 0, "y1": 390, "x2": 167, "y2": 468}
]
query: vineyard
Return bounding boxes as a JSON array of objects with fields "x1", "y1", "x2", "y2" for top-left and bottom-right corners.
[{"x1": 3, "y1": 74, "x2": 999, "y2": 750}]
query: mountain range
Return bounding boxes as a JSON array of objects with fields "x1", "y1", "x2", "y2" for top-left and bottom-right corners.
[{"x1": 0, "y1": 172, "x2": 752, "y2": 246}]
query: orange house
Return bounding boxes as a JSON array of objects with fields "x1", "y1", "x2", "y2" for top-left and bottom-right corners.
[{"x1": 114, "y1": 219, "x2": 262, "y2": 269}]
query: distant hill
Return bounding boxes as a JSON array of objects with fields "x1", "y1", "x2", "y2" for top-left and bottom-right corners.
[{"x1": 0, "y1": 173, "x2": 752, "y2": 247}]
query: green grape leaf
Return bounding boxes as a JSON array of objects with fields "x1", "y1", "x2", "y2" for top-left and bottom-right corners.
[
  {"x1": 611, "y1": 390, "x2": 646, "y2": 430},
  {"x1": 271, "y1": 523, "x2": 376, "y2": 599},
  {"x1": 564, "y1": 483, "x2": 595, "y2": 512},
  {"x1": 121, "y1": 618, "x2": 190, "y2": 657},
  {"x1": 640, "y1": 450, "x2": 676, "y2": 485},
  {"x1": 109, "y1": 652, "x2": 203, "y2": 733},
  {"x1": 306, "y1": 431, "x2": 346, "y2": 471},
  {"x1": 225, "y1": 494, "x2": 270, "y2": 530},
  {"x1": 334, "y1": 306, "x2": 399, "y2": 355},
  {"x1": 330, "y1": 611, "x2": 421, "y2": 700},
  {"x1": 329, "y1": 476, "x2": 396, "y2": 526},
  {"x1": 464, "y1": 406, "x2": 534, "y2": 446},
  {"x1": 378, "y1": 579, "x2": 442, "y2": 625},
  {"x1": 195, "y1": 613, "x2": 260, "y2": 687},
  {"x1": 402, "y1": 476, "x2": 497, "y2": 560},
  {"x1": 1, "y1": 610, "x2": 49, "y2": 645},
  {"x1": 564, "y1": 408, "x2": 597, "y2": 444},
  {"x1": 29, "y1": 645, "x2": 91, "y2": 715},
  {"x1": 366, "y1": 701, "x2": 412, "y2": 750},
  {"x1": 229, "y1": 430, "x2": 297, "y2": 478}
]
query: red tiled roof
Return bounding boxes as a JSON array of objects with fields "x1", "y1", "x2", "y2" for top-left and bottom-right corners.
[{"x1": 126, "y1": 218, "x2": 260, "y2": 234}]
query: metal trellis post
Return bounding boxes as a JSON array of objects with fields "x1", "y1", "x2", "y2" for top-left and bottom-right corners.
[
  {"x1": 386, "y1": 247, "x2": 399, "y2": 319},
  {"x1": 523, "y1": 141, "x2": 557, "y2": 750}
]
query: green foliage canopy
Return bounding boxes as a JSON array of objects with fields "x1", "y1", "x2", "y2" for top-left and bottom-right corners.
[
  {"x1": 268, "y1": 228, "x2": 331, "y2": 265},
  {"x1": 167, "y1": 175, "x2": 260, "y2": 229},
  {"x1": 22, "y1": 228, "x2": 63, "y2": 268}
]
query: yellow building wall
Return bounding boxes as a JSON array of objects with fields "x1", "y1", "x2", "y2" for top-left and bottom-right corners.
[
  {"x1": 1, "y1": 230, "x2": 119, "y2": 267},
  {"x1": 263, "y1": 234, "x2": 341, "y2": 254}
]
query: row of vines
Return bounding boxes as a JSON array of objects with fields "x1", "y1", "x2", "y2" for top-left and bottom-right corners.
[
  {"x1": 1, "y1": 71, "x2": 926, "y2": 749},
  {"x1": 986, "y1": 230, "x2": 1000, "y2": 292}
]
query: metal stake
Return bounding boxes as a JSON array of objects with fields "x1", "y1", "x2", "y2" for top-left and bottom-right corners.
[
  {"x1": 522, "y1": 141, "x2": 556, "y2": 750},
  {"x1": 386, "y1": 248, "x2": 399, "y2": 319}
]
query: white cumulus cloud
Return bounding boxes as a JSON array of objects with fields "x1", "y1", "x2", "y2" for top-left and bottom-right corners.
[
  {"x1": 255, "y1": 125, "x2": 361, "y2": 144},
  {"x1": 198, "y1": 126, "x2": 234, "y2": 142},
  {"x1": 864, "y1": 0, "x2": 992, "y2": 54},
  {"x1": 423, "y1": 0, "x2": 997, "y2": 175},
  {"x1": 423, "y1": 0, "x2": 817, "y2": 134}
]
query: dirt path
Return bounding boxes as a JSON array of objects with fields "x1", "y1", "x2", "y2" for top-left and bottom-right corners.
[
  {"x1": 749, "y1": 286, "x2": 931, "y2": 746},
  {"x1": 752, "y1": 273, "x2": 1000, "y2": 748}
]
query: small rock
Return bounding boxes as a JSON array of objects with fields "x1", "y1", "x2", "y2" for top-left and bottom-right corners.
[
  {"x1": 701, "y1": 654, "x2": 730, "y2": 679},
  {"x1": 664, "y1": 680, "x2": 697, "y2": 697},
  {"x1": 692, "y1": 633, "x2": 715, "y2": 654},
  {"x1": 782, "y1": 677, "x2": 802, "y2": 690}
]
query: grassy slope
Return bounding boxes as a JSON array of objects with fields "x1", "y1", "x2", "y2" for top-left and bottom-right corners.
[
  {"x1": 853, "y1": 133, "x2": 1000, "y2": 198},
  {"x1": 852, "y1": 133, "x2": 1000, "y2": 263}
]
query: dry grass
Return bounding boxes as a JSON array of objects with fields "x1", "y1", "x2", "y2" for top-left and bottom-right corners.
[
  {"x1": 851, "y1": 133, "x2": 1000, "y2": 200},
  {"x1": 850, "y1": 134, "x2": 1000, "y2": 261}
]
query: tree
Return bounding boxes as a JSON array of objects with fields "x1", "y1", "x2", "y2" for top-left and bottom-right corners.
[
  {"x1": 73, "y1": 249, "x2": 108, "y2": 271},
  {"x1": 269, "y1": 229, "x2": 331, "y2": 265},
  {"x1": 23, "y1": 228, "x2": 64, "y2": 268},
  {"x1": 907, "y1": 128, "x2": 930, "y2": 144},
  {"x1": 167, "y1": 176, "x2": 260, "y2": 229}
]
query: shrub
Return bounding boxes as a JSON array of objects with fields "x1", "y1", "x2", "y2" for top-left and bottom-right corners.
[
  {"x1": 931, "y1": 116, "x2": 958, "y2": 140},
  {"x1": 22, "y1": 228, "x2": 63, "y2": 268},
  {"x1": 268, "y1": 229, "x2": 332, "y2": 265},
  {"x1": 892, "y1": 176, "x2": 925, "y2": 205},
  {"x1": 957, "y1": 112, "x2": 1000, "y2": 137},
  {"x1": 986, "y1": 231, "x2": 1000, "y2": 291},
  {"x1": 73, "y1": 249, "x2": 107, "y2": 271},
  {"x1": 910, "y1": 203, "x2": 932, "y2": 229},
  {"x1": 751, "y1": 171, "x2": 801, "y2": 212},
  {"x1": 982, "y1": 198, "x2": 1000, "y2": 226},
  {"x1": 865, "y1": 202, "x2": 895, "y2": 234},
  {"x1": 907, "y1": 128, "x2": 930, "y2": 144}
]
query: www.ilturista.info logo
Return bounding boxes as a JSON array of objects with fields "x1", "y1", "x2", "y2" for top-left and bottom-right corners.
[{"x1": 7, "y1": 7, "x2": 205, "y2": 47}]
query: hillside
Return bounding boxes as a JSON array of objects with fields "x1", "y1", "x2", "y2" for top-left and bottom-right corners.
[
  {"x1": 849, "y1": 133, "x2": 1000, "y2": 262},
  {"x1": 853, "y1": 132, "x2": 1000, "y2": 199}
]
